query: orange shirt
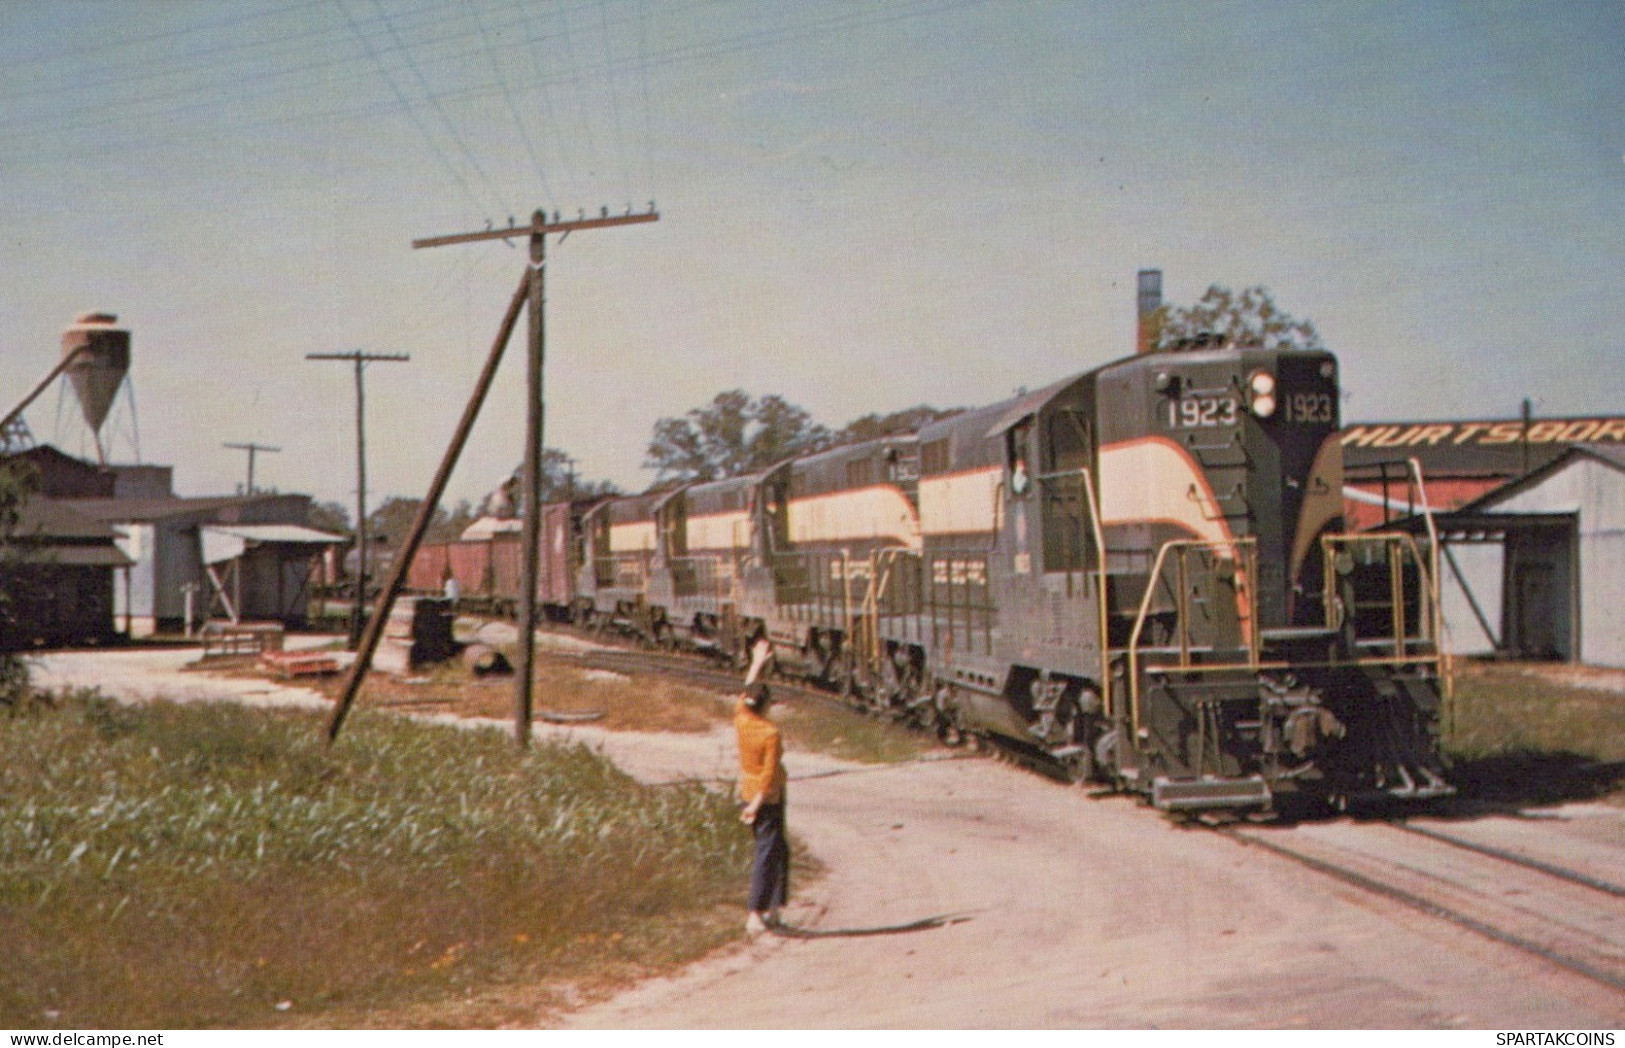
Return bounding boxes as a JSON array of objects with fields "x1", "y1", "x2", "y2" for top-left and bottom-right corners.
[{"x1": 734, "y1": 701, "x2": 786, "y2": 805}]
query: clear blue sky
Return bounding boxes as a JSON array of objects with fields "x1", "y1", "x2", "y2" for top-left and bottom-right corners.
[{"x1": 2, "y1": 0, "x2": 1620, "y2": 513}]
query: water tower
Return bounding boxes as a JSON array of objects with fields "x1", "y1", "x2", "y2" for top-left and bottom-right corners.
[{"x1": 60, "y1": 312, "x2": 132, "y2": 464}]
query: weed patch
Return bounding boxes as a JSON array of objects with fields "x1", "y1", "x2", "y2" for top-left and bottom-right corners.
[
  {"x1": 1445, "y1": 661, "x2": 1625, "y2": 805},
  {"x1": 0, "y1": 694, "x2": 750, "y2": 1028}
]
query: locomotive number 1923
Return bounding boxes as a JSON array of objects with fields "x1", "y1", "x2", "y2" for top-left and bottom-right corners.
[
  {"x1": 1166, "y1": 395, "x2": 1239, "y2": 429},
  {"x1": 1283, "y1": 392, "x2": 1334, "y2": 424}
]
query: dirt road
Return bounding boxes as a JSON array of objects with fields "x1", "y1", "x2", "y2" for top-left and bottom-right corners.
[{"x1": 34, "y1": 645, "x2": 1625, "y2": 1029}]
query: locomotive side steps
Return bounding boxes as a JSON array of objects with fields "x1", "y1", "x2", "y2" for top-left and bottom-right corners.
[{"x1": 1152, "y1": 774, "x2": 1271, "y2": 812}]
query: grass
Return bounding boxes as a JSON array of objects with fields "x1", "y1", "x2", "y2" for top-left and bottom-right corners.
[
  {"x1": 773, "y1": 696, "x2": 940, "y2": 765},
  {"x1": 253, "y1": 635, "x2": 942, "y2": 766},
  {"x1": 0, "y1": 693, "x2": 752, "y2": 1029},
  {"x1": 318, "y1": 649, "x2": 727, "y2": 735},
  {"x1": 1443, "y1": 660, "x2": 1625, "y2": 805}
]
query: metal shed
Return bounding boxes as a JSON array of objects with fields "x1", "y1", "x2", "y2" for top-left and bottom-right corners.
[
  {"x1": 1422, "y1": 444, "x2": 1625, "y2": 668},
  {"x1": 71, "y1": 493, "x2": 337, "y2": 633},
  {"x1": 200, "y1": 523, "x2": 347, "y2": 626}
]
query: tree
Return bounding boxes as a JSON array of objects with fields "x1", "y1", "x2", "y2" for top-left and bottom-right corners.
[
  {"x1": 483, "y1": 448, "x2": 623, "y2": 518},
  {"x1": 0, "y1": 460, "x2": 39, "y2": 703},
  {"x1": 307, "y1": 500, "x2": 352, "y2": 535},
  {"x1": 1151, "y1": 284, "x2": 1324, "y2": 353},
  {"x1": 834, "y1": 404, "x2": 964, "y2": 446},
  {"x1": 644, "y1": 390, "x2": 830, "y2": 485},
  {"x1": 366, "y1": 497, "x2": 475, "y2": 549}
]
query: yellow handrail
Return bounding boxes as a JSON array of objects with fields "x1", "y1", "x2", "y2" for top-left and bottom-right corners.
[{"x1": 1125, "y1": 537, "x2": 1259, "y2": 741}]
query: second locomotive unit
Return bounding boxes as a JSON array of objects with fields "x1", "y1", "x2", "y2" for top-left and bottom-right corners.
[{"x1": 418, "y1": 340, "x2": 1454, "y2": 814}]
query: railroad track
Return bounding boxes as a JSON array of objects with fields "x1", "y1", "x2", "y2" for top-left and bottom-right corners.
[{"x1": 1217, "y1": 816, "x2": 1625, "y2": 994}]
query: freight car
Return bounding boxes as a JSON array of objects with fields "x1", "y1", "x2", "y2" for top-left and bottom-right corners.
[
  {"x1": 410, "y1": 500, "x2": 597, "y2": 621},
  {"x1": 414, "y1": 341, "x2": 1453, "y2": 814}
]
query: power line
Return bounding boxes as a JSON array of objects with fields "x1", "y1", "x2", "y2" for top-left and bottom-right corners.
[
  {"x1": 596, "y1": 0, "x2": 634, "y2": 206},
  {"x1": 328, "y1": 207, "x2": 659, "y2": 747},
  {"x1": 470, "y1": 0, "x2": 555, "y2": 206},
  {"x1": 334, "y1": 0, "x2": 491, "y2": 216},
  {"x1": 365, "y1": 0, "x2": 512, "y2": 215},
  {"x1": 1, "y1": 0, "x2": 981, "y2": 144}
]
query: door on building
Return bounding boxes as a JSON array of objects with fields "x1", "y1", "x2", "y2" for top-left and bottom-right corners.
[{"x1": 1502, "y1": 521, "x2": 1576, "y2": 662}]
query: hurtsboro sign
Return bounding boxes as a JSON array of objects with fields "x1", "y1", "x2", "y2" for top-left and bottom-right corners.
[{"x1": 1342, "y1": 418, "x2": 1625, "y2": 450}]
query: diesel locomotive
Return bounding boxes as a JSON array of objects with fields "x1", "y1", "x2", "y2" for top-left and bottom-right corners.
[{"x1": 413, "y1": 341, "x2": 1454, "y2": 814}]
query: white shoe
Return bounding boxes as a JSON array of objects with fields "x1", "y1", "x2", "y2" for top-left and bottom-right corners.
[{"x1": 745, "y1": 912, "x2": 768, "y2": 936}]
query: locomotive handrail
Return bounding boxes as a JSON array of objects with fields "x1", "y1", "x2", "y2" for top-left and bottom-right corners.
[
  {"x1": 1031, "y1": 465, "x2": 1111, "y2": 716},
  {"x1": 666, "y1": 551, "x2": 743, "y2": 602},
  {"x1": 1321, "y1": 531, "x2": 1440, "y2": 659},
  {"x1": 1079, "y1": 467, "x2": 1110, "y2": 718},
  {"x1": 1126, "y1": 537, "x2": 1260, "y2": 742},
  {"x1": 860, "y1": 546, "x2": 922, "y2": 669},
  {"x1": 1407, "y1": 455, "x2": 1454, "y2": 709}
]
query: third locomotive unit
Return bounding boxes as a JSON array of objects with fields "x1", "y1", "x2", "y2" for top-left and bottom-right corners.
[{"x1": 413, "y1": 340, "x2": 1454, "y2": 814}]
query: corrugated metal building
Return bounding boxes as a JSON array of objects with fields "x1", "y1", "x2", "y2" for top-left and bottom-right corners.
[
  {"x1": 4, "y1": 445, "x2": 343, "y2": 634},
  {"x1": 1423, "y1": 445, "x2": 1625, "y2": 668},
  {"x1": 70, "y1": 494, "x2": 341, "y2": 632}
]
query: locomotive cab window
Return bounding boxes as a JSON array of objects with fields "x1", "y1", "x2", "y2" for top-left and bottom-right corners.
[{"x1": 1006, "y1": 421, "x2": 1032, "y2": 497}]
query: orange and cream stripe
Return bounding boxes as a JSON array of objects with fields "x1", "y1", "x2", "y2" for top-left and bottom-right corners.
[{"x1": 788, "y1": 485, "x2": 921, "y2": 550}]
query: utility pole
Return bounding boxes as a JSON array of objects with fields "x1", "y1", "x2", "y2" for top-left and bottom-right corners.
[
  {"x1": 224, "y1": 441, "x2": 280, "y2": 494},
  {"x1": 325, "y1": 205, "x2": 658, "y2": 746},
  {"x1": 306, "y1": 350, "x2": 410, "y2": 647}
]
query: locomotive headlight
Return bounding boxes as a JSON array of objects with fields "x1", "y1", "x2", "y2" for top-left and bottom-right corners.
[{"x1": 1248, "y1": 370, "x2": 1277, "y2": 417}]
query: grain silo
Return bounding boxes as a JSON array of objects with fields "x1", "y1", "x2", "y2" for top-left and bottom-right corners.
[{"x1": 61, "y1": 311, "x2": 131, "y2": 463}]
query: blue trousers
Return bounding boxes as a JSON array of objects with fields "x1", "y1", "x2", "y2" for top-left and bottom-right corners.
[{"x1": 749, "y1": 802, "x2": 789, "y2": 913}]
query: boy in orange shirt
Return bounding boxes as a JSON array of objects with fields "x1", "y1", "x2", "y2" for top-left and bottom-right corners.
[{"x1": 735, "y1": 681, "x2": 787, "y2": 935}]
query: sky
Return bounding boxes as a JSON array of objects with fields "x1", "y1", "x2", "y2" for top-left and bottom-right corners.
[{"x1": 1, "y1": 0, "x2": 1621, "y2": 517}]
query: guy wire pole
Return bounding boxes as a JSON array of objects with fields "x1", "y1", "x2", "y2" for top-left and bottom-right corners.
[
  {"x1": 327, "y1": 272, "x2": 529, "y2": 743},
  {"x1": 412, "y1": 204, "x2": 658, "y2": 747},
  {"x1": 306, "y1": 350, "x2": 410, "y2": 648}
]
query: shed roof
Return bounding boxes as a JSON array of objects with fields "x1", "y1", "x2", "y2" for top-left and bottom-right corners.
[
  {"x1": 10, "y1": 498, "x2": 123, "y2": 541},
  {"x1": 66, "y1": 494, "x2": 292, "y2": 524},
  {"x1": 1462, "y1": 442, "x2": 1625, "y2": 512}
]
